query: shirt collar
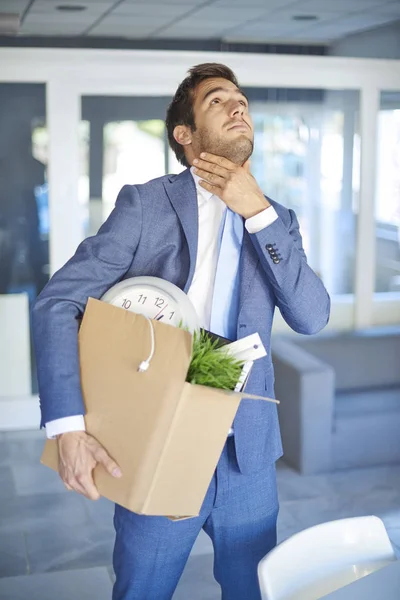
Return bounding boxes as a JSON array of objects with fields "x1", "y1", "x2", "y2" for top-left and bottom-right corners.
[{"x1": 190, "y1": 166, "x2": 214, "y2": 201}]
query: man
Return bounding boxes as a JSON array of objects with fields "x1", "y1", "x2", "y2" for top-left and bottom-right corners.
[{"x1": 33, "y1": 63, "x2": 330, "y2": 599}]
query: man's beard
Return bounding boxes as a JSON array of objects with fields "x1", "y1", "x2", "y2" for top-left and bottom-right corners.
[{"x1": 194, "y1": 126, "x2": 254, "y2": 165}]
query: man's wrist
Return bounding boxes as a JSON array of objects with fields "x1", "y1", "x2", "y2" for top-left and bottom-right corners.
[
  {"x1": 245, "y1": 205, "x2": 278, "y2": 234},
  {"x1": 242, "y1": 193, "x2": 271, "y2": 219},
  {"x1": 45, "y1": 415, "x2": 86, "y2": 439},
  {"x1": 56, "y1": 430, "x2": 86, "y2": 440}
]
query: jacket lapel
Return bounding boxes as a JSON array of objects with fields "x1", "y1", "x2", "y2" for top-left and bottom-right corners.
[
  {"x1": 163, "y1": 168, "x2": 198, "y2": 293},
  {"x1": 163, "y1": 167, "x2": 258, "y2": 308}
]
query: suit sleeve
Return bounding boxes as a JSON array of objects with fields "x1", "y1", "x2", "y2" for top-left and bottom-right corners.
[
  {"x1": 248, "y1": 208, "x2": 330, "y2": 335},
  {"x1": 32, "y1": 185, "x2": 142, "y2": 426}
]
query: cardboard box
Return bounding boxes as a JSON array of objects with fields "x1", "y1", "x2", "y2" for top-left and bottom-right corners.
[{"x1": 41, "y1": 298, "x2": 277, "y2": 518}]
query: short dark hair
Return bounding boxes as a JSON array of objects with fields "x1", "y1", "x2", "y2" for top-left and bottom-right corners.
[{"x1": 165, "y1": 63, "x2": 239, "y2": 168}]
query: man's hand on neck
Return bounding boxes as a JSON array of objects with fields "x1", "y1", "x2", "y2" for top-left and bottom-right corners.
[{"x1": 192, "y1": 153, "x2": 271, "y2": 219}]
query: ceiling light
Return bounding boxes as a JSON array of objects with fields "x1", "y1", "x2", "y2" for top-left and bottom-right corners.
[
  {"x1": 292, "y1": 15, "x2": 319, "y2": 21},
  {"x1": 56, "y1": 5, "x2": 87, "y2": 11}
]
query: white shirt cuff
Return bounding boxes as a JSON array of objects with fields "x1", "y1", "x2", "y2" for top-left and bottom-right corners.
[
  {"x1": 45, "y1": 415, "x2": 86, "y2": 439},
  {"x1": 245, "y1": 206, "x2": 278, "y2": 234}
]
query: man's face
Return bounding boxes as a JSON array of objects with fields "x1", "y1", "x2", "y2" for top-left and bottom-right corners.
[{"x1": 190, "y1": 77, "x2": 254, "y2": 166}]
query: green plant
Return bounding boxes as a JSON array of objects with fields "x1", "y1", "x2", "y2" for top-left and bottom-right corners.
[{"x1": 186, "y1": 330, "x2": 244, "y2": 391}]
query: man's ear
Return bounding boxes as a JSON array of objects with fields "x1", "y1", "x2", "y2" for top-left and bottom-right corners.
[{"x1": 173, "y1": 125, "x2": 192, "y2": 147}]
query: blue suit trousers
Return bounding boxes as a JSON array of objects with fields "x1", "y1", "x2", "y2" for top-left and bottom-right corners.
[{"x1": 112, "y1": 437, "x2": 278, "y2": 600}]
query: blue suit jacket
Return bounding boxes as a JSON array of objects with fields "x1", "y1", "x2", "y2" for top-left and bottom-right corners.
[{"x1": 33, "y1": 168, "x2": 330, "y2": 474}]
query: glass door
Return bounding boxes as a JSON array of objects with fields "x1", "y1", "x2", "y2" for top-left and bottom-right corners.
[
  {"x1": 0, "y1": 83, "x2": 49, "y2": 402},
  {"x1": 77, "y1": 89, "x2": 360, "y2": 302},
  {"x1": 78, "y1": 95, "x2": 184, "y2": 237},
  {"x1": 375, "y1": 91, "x2": 400, "y2": 294},
  {"x1": 247, "y1": 88, "x2": 360, "y2": 298}
]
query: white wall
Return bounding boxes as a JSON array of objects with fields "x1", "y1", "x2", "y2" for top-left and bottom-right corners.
[
  {"x1": 0, "y1": 294, "x2": 31, "y2": 396},
  {"x1": 330, "y1": 20, "x2": 400, "y2": 59}
]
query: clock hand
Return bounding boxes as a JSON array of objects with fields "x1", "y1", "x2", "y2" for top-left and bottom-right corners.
[
  {"x1": 156, "y1": 315, "x2": 164, "y2": 321},
  {"x1": 154, "y1": 304, "x2": 168, "y2": 320}
]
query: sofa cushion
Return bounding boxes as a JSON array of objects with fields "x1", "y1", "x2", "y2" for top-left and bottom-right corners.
[
  {"x1": 294, "y1": 327, "x2": 400, "y2": 392},
  {"x1": 335, "y1": 386, "x2": 400, "y2": 418}
]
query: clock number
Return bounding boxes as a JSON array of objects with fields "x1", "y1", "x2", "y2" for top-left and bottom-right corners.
[
  {"x1": 154, "y1": 297, "x2": 165, "y2": 309},
  {"x1": 169, "y1": 311, "x2": 175, "y2": 320},
  {"x1": 122, "y1": 298, "x2": 131, "y2": 309},
  {"x1": 138, "y1": 295, "x2": 147, "y2": 304}
]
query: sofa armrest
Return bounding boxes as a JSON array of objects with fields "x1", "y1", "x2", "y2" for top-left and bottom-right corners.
[{"x1": 272, "y1": 337, "x2": 335, "y2": 474}]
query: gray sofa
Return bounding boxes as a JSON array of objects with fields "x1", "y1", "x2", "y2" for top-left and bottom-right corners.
[{"x1": 272, "y1": 327, "x2": 400, "y2": 474}]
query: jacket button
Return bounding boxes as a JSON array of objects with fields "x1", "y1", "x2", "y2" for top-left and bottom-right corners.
[
  {"x1": 273, "y1": 258, "x2": 280, "y2": 264},
  {"x1": 266, "y1": 244, "x2": 273, "y2": 250}
]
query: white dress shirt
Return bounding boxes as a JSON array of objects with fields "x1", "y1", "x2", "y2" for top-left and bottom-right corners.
[{"x1": 45, "y1": 170, "x2": 278, "y2": 438}]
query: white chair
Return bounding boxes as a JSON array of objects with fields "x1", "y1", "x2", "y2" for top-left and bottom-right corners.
[{"x1": 258, "y1": 516, "x2": 397, "y2": 600}]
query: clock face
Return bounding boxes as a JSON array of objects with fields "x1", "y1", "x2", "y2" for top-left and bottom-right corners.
[
  {"x1": 100, "y1": 276, "x2": 199, "y2": 333},
  {"x1": 106, "y1": 286, "x2": 181, "y2": 325}
]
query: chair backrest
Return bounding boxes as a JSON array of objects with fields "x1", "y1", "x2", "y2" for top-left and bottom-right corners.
[{"x1": 258, "y1": 516, "x2": 397, "y2": 600}]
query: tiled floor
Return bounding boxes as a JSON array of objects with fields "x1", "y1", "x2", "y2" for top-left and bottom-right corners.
[{"x1": 0, "y1": 429, "x2": 399, "y2": 599}]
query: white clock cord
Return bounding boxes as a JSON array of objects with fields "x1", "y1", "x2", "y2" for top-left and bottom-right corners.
[{"x1": 138, "y1": 316, "x2": 155, "y2": 373}]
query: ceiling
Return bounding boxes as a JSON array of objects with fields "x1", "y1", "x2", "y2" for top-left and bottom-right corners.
[{"x1": 1, "y1": 0, "x2": 400, "y2": 44}]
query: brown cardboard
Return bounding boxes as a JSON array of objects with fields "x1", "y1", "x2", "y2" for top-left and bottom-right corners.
[{"x1": 41, "y1": 298, "x2": 277, "y2": 518}]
